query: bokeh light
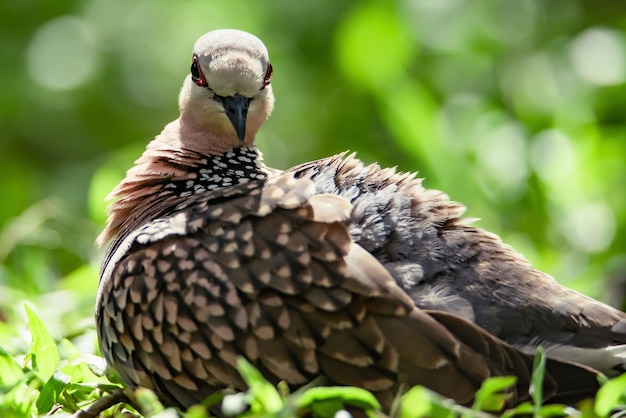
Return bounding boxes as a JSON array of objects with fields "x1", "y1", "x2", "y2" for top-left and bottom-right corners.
[
  {"x1": 570, "y1": 28, "x2": 626, "y2": 87},
  {"x1": 26, "y1": 16, "x2": 98, "y2": 91}
]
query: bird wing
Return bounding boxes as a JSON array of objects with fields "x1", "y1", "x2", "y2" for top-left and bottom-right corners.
[
  {"x1": 289, "y1": 153, "x2": 626, "y2": 373},
  {"x1": 97, "y1": 171, "x2": 591, "y2": 410}
]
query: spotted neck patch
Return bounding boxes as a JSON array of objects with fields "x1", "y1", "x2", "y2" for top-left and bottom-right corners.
[{"x1": 164, "y1": 146, "x2": 267, "y2": 198}]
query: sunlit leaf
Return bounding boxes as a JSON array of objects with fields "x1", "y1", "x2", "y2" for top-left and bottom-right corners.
[
  {"x1": 24, "y1": 304, "x2": 59, "y2": 381},
  {"x1": 184, "y1": 404, "x2": 210, "y2": 418},
  {"x1": 0, "y1": 382, "x2": 37, "y2": 418},
  {"x1": 295, "y1": 386, "x2": 381, "y2": 413},
  {"x1": 36, "y1": 370, "x2": 70, "y2": 414},
  {"x1": 0, "y1": 345, "x2": 25, "y2": 387},
  {"x1": 536, "y1": 403, "x2": 574, "y2": 417},
  {"x1": 595, "y1": 373, "x2": 626, "y2": 417},
  {"x1": 401, "y1": 386, "x2": 434, "y2": 418},
  {"x1": 135, "y1": 387, "x2": 165, "y2": 416},
  {"x1": 236, "y1": 357, "x2": 283, "y2": 413},
  {"x1": 472, "y1": 376, "x2": 517, "y2": 412},
  {"x1": 529, "y1": 347, "x2": 546, "y2": 412},
  {"x1": 501, "y1": 402, "x2": 534, "y2": 418}
]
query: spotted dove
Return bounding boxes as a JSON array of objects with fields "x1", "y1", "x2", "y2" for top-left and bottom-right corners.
[{"x1": 96, "y1": 29, "x2": 625, "y2": 411}]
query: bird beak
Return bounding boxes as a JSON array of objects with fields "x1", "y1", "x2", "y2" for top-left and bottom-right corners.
[{"x1": 215, "y1": 94, "x2": 251, "y2": 142}]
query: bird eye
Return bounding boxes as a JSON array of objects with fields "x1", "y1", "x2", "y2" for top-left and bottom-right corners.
[
  {"x1": 191, "y1": 55, "x2": 208, "y2": 88},
  {"x1": 261, "y1": 63, "x2": 273, "y2": 90}
]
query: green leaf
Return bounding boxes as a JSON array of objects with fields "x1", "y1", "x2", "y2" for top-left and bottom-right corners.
[
  {"x1": 200, "y1": 391, "x2": 225, "y2": 409},
  {"x1": 295, "y1": 386, "x2": 381, "y2": 414},
  {"x1": 184, "y1": 404, "x2": 210, "y2": 418},
  {"x1": 57, "y1": 339, "x2": 110, "y2": 385},
  {"x1": 135, "y1": 387, "x2": 166, "y2": 417},
  {"x1": 529, "y1": 347, "x2": 546, "y2": 415},
  {"x1": 472, "y1": 376, "x2": 517, "y2": 412},
  {"x1": 595, "y1": 372, "x2": 626, "y2": 417},
  {"x1": 309, "y1": 398, "x2": 345, "y2": 418},
  {"x1": 24, "y1": 304, "x2": 59, "y2": 381},
  {"x1": 236, "y1": 357, "x2": 283, "y2": 414},
  {"x1": 501, "y1": 402, "x2": 534, "y2": 418},
  {"x1": 400, "y1": 386, "x2": 434, "y2": 418},
  {"x1": 0, "y1": 345, "x2": 25, "y2": 387},
  {"x1": 36, "y1": 370, "x2": 70, "y2": 413},
  {"x1": 535, "y1": 404, "x2": 572, "y2": 417},
  {"x1": 0, "y1": 381, "x2": 37, "y2": 417}
]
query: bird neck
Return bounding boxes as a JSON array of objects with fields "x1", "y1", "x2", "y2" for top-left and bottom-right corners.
[{"x1": 96, "y1": 132, "x2": 268, "y2": 246}]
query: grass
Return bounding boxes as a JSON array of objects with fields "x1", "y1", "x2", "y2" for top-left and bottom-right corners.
[{"x1": 1, "y1": 305, "x2": 625, "y2": 417}]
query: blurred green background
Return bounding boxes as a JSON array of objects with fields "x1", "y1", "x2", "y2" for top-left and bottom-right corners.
[{"x1": 1, "y1": 0, "x2": 626, "y2": 352}]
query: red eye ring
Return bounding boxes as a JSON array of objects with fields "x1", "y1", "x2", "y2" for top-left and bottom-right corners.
[
  {"x1": 191, "y1": 55, "x2": 208, "y2": 88},
  {"x1": 261, "y1": 63, "x2": 273, "y2": 90}
]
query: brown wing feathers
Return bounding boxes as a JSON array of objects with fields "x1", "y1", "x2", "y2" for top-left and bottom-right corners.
[{"x1": 98, "y1": 173, "x2": 600, "y2": 410}]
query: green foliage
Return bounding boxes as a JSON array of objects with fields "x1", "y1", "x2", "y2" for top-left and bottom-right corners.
[
  {"x1": 25, "y1": 303, "x2": 60, "y2": 382},
  {"x1": 472, "y1": 376, "x2": 518, "y2": 412},
  {"x1": 2, "y1": 310, "x2": 626, "y2": 417},
  {"x1": 398, "y1": 349, "x2": 581, "y2": 418},
  {"x1": 595, "y1": 373, "x2": 626, "y2": 417},
  {"x1": 500, "y1": 348, "x2": 574, "y2": 418},
  {"x1": 0, "y1": 306, "x2": 122, "y2": 417},
  {"x1": 217, "y1": 358, "x2": 382, "y2": 417}
]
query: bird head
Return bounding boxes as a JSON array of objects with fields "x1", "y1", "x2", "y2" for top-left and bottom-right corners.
[{"x1": 178, "y1": 29, "x2": 275, "y2": 149}]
